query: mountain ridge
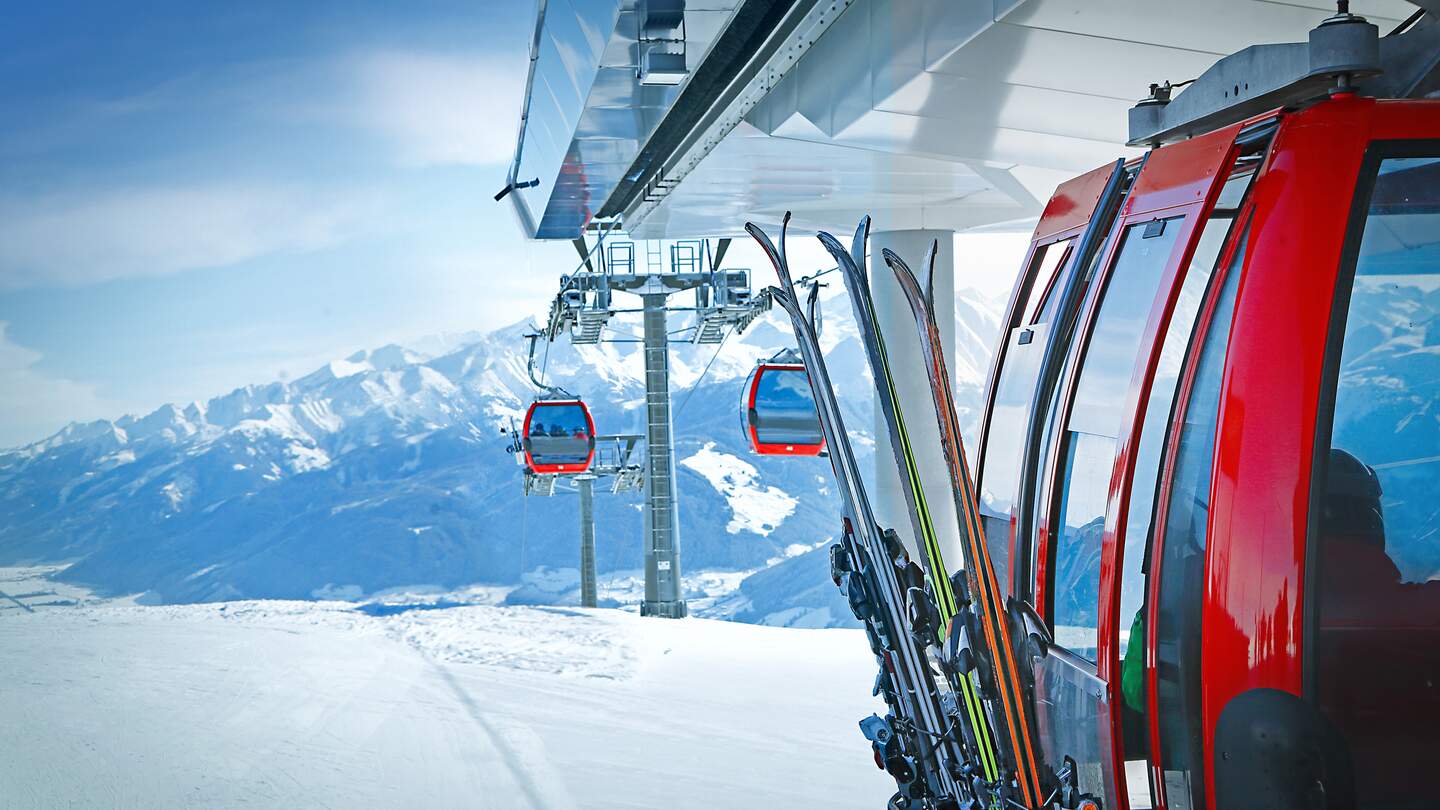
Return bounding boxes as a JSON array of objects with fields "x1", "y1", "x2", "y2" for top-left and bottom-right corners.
[{"x1": 0, "y1": 288, "x2": 1003, "y2": 623}]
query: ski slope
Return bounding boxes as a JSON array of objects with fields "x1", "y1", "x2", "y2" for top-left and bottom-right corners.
[{"x1": 0, "y1": 584, "x2": 894, "y2": 809}]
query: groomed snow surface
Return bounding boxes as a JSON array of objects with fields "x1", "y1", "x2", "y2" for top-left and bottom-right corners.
[{"x1": 0, "y1": 568, "x2": 893, "y2": 809}]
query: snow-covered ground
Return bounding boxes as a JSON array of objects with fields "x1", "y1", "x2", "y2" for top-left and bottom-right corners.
[{"x1": 0, "y1": 570, "x2": 894, "y2": 809}]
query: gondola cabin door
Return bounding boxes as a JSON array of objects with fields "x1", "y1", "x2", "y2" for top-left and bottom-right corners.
[
  {"x1": 977, "y1": 118, "x2": 1260, "y2": 808},
  {"x1": 522, "y1": 399, "x2": 596, "y2": 474}
]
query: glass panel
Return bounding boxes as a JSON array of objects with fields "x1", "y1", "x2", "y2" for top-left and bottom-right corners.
[
  {"x1": 528, "y1": 403, "x2": 592, "y2": 464},
  {"x1": 1032, "y1": 647, "x2": 1120, "y2": 808},
  {"x1": 1024, "y1": 239, "x2": 1075, "y2": 325},
  {"x1": 1050, "y1": 217, "x2": 1182, "y2": 662},
  {"x1": 981, "y1": 322, "x2": 1048, "y2": 594},
  {"x1": 1118, "y1": 217, "x2": 1231, "y2": 660},
  {"x1": 1068, "y1": 219, "x2": 1183, "y2": 439},
  {"x1": 1154, "y1": 237, "x2": 1245, "y2": 810},
  {"x1": 1025, "y1": 226, "x2": 1127, "y2": 594},
  {"x1": 979, "y1": 239, "x2": 1075, "y2": 595},
  {"x1": 753, "y1": 367, "x2": 822, "y2": 446},
  {"x1": 1116, "y1": 212, "x2": 1235, "y2": 808},
  {"x1": 1051, "y1": 431, "x2": 1113, "y2": 661},
  {"x1": 1315, "y1": 153, "x2": 1440, "y2": 809},
  {"x1": 1212, "y1": 166, "x2": 1257, "y2": 210}
]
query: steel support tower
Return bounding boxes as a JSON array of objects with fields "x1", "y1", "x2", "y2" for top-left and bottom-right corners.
[
  {"x1": 544, "y1": 239, "x2": 761, "y2": 618},
  {"x1": 577, "y1": 475, "x2": 598, "y2": 607},
  {"x1": 515, "y1": 433, "x2": 643, "y2": 608},
  {"x1": 639, "y1": 290, "x2": 685, "y2": 617}
]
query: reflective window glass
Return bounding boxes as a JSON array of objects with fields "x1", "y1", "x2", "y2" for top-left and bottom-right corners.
[
  {"x1": 1117, "y1": 207, "x2": 1237, "y2": 808},
  {"x1": 1314, "y1": 152, "x2": 1440, "y2": 809},
  {"x1": 1050, "y1": 217, "x2": 1182, "y2": 661},
  {"x1": 1024, "y1": 240, "x2": 1074, "y2": 325},
  {"x1": 1154, "y1": 234, "x2": 1245, "y2": 810},
  {"x1": 978, "y1": 239, "x2": 1073, "y2": 593},
  {"x1": 753, "y1": 367, "x2": 822, "y2": 446}
]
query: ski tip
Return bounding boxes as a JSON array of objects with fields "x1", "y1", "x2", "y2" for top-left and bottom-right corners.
[
  {"x1": 921, "y1": 241, "x2": 939, "y2": 303},
  {"x1": 880, "y1": 247, "x2": 907, "y2": 273},
  {"x1": 815, "y1": 232, "x2": 857, "y2": 280},
  {"x1": 851, "y1": 216, "x2": 871, "y2": 268},
  {"x1": 743, "y1": 221, "x2": 776, "y2": 258}
]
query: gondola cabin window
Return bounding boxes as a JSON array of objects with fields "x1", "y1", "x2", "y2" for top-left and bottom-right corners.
[
  {"x1": 1049, "y1": 217, "x2": 1181, "y2": 661},
  {"x1": 1313, "y1": 148, "x2": 1440, "y2": 809},
  {"x1": 978, "y1": 237, "x2": 1074, "y2": 596},
  {"x1": 1115, "y1": 155, "x2": 1261, "y2": 808},
  {"x1": 1151, "y1": 232, "x2": 1245, "y2": 810}
]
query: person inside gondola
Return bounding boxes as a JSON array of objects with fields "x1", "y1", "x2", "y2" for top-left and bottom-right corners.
[
  {"x1": 530, "y1": 421, "x2": 546, "y2": 436},
  {"x1": 1316, "y1": 448, "x2": 1440, "y2": 807}
]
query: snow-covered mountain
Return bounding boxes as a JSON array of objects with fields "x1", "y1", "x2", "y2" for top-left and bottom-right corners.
[{"x1": 0, "y1": 286, "x2": 1002, "y2": 621}]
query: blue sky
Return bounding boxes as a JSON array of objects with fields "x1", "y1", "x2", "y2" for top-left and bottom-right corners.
[
  {"x1": 0, "y1": 0, "x2": 1028, "y2": 448},
  {"x1": 0, "y1": 0, "x2": 582, "y2": 446}
]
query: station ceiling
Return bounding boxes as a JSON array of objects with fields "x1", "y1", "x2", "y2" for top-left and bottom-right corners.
[{"x1": 505, "y1": 0, "x2": 1417, "y2": 241}]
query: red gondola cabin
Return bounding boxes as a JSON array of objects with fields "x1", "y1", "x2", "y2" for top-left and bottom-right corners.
[
  {"x1": 974, "y1": 94, "x2": 1440, "y2": 810},
  {"x1": 743, "y1": 361, "x2": 826, "y2": 457},
  {"x1": 521, "y1": 399, "x2": 596, "y2": 474}
]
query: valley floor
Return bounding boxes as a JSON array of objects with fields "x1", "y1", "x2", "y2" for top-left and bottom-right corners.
[{"x1": 0, "y1": 569, "x2": 893, "y2": 809}]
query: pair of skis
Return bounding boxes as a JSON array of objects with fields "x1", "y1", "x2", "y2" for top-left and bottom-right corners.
[
  {"x1": 826, "y1": 218, "x2": 1044, "y2": 808},
  {"x1": 748, "y1": 217, "x2": 966, "y2": 808},
  {"x1": 747, "y1": 213, "x2": 1050, "y2": 809}
]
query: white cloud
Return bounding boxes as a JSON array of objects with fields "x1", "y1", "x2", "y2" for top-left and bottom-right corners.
[
  {"x1": 350, "y1": 51, "x2": 524, "y2": 167},
  {"x1": 0, "y1": 184, "x2": 375, "y2": 291},
  {"x1": 0, "y1": 323, "x2": 113, "y2": 448}
]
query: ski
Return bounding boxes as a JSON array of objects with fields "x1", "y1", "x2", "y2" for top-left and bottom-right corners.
[
  {"x1": 745, "y1": 215, "x2": 967, "y2": 809},
  {"x1": 882, "y1": 243, "x2": 1047, "y2": 808},
  {"x1": 816, "y1": 223, "x2": 1006, "y2": 794}
]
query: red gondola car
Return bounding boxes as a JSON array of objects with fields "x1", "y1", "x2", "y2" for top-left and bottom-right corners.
[
  {"x1": 521, "y1": 399, "x2": 596, "y2": 474},
  {"x1": 742, "y1": 359, "x2": 826, "y2": 457},
  {"x1": 974, "y1": 94, "x2": 1440, "y2": 809}
]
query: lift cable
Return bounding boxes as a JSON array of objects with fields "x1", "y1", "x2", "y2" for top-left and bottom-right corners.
[
  {"x1": 519, "y1": 478, "x2": 530, "y2": 576},
  {"x1": 673, "y1": 323, "x2": 735, "y2": 420}
]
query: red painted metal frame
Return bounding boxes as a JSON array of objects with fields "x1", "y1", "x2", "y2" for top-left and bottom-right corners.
[
  {"x1": 744, "y1": 363, "x2": 826, "y2": 457},
  {"x1": 1033, "y1": 123, "x2": 1238, "y2": 666},
  {"x1": 521, "y1": 399, "x2": 596, "y2": 474}
]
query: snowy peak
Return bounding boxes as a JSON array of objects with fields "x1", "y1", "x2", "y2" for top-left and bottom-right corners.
[
  {"x1": 0, "y1": 287, "x2": 1005, "y2": 613},
  {"x1": 8, "y1": 287, "x2": 1001, "y2": 462}
]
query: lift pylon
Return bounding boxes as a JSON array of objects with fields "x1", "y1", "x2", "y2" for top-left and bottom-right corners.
[
  {"x1": 506, "y1": 431, "x2": 644, "y2": 608},
  {"x1": 538, "y1": 232, "x2": 769, "y2": 618}
]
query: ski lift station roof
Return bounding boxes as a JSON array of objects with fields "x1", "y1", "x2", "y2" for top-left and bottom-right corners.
[{"x1": 502, "y1": 0, "x2": 1419, "y2": 242}]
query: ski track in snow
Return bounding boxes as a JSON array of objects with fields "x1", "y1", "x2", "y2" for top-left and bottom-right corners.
[{"x1": 0, "y1": 584, "x2": 892, "y2": 810}]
